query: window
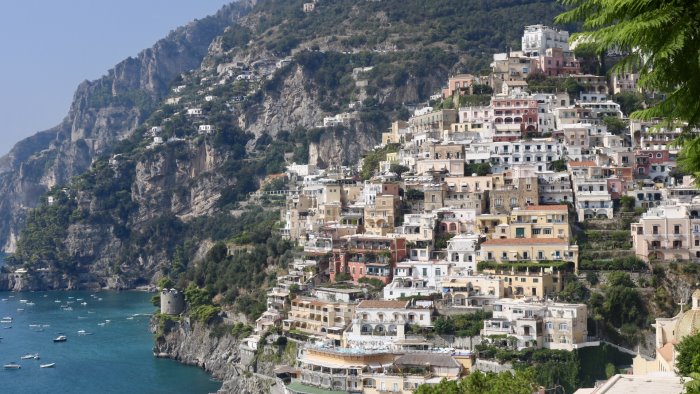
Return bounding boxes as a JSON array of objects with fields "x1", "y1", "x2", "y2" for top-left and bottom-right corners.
[
  {"x1": 674, "y1": 225, "x2": 681, "y2": 235},
  {"x1": 653, "y1": 225, "x2": 659, "y2": 235},
  {"x1": 543, "y1": 228, "x2": 552, "y2": 235},
  {"x1": 559, "y1": 323, "x2": 568, "y2": 331},
  {"x1": 422, "y1": 268, "x2": 427, "y2": 276}
]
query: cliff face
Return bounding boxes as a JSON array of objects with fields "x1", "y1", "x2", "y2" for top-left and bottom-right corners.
[
  {"x1": 152, "y1": 318, "x2": 286, "y2": 394},
  {"x1": 0, "y1": 1, "x2": 253, "y2": 253}
]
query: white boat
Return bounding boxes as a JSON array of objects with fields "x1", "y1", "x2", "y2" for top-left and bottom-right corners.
[
  {"x1": 1, "y1": 298, "x2": 7, "y2": 302},
  {"x1": 105, "y1": 320, "x2": 111, "y2": 323},
  {"x1": 53, "y1": 335, "x2": 67, "y2": 343},
  {"x1": 3, "y1": 362, "x2": 21, "y2": 369},
  {"x1": 126, "y1": 317, "x2": 134, "y2": 320},
  {"x1": 40, "y1": 363, "x2": 55, "y2": 368},
  {"x1": 77, "y1": 330, "x2": 92, "y2": 335},
  {"x1": 16, "y1": 308, "x2": 24, "y2": 312},
  {"x1": 62, "y1": 306, "x2": 73, "y2": 311},
  {"x1": 20, "y1": 353, "x2": 39, "y2": 360},
  {"x1": 81, "y1": 302, "x2": 87, "y2": 306},
  {"x1": 26, "y1": 302, "x2": 35, "y2": 306},
  {"x1": 97, "y1": 322, "x2": 105, "y2": 326},
  {"x1": 19, "y1": 299, "x2": 28, "y2": 303},
  {"x1": 54, "y1": 300, "x2": 61, "y2": 303}
]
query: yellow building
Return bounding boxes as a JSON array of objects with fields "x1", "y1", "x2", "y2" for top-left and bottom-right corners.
[
  {"x1": 481, "y1": 267, "x2": 564, "y2": 298},
  {"x1": 283, "y1": 297, "x2": 355, "y2": 344},
  {"x1": 508, "y1": 204, "x2": 571, "y2": 240},
  {"x1": 478, "y1": 237, "x2": 579, "y2": 272}
]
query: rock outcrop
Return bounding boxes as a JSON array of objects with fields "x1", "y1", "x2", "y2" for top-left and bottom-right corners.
[
  {"x1": 152, "y1": 318, "x2": 286, "y2": 394},
  {"x1": 0, "y1": 1, "x2": 253, "y2": 253}
]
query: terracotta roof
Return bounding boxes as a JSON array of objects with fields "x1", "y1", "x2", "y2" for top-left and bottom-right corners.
[
  {"x1": 357, "y1": 300, "x2": 409, "y2": 309},
  {"x1": 482, "y1": 238, "x2": 568, "y2": 246},
  {"x1": 523, "y1": 204, "x2": 568, "y2": 212},
  {"x1": 568, "y1": 161, "x2": 597, "y2": 167}
]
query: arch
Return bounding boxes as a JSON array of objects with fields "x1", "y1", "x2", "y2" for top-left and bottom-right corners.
[
  {"x1": 361, "y1": 324, "x2": 372, "y2": 334},
  {"x1": 453, "y1": 294, "x2": 466, "y2": 306},
  {"x1": 388, "y1": 324, "x2": 398, "y2": 335},
  {"x1": 449, "y1": 223, "x2": 457, "y2": 232},
  {"x1": 504, "y1": 117, "x2": 513, "y2": 124}
]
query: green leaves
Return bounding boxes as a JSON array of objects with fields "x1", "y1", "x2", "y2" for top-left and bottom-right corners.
[{"x1": 556, "y1": 0, "x2": 700, "y2": 176}]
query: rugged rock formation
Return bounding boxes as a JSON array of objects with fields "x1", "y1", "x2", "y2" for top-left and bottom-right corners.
[
  {"x1": 152, "y1": 318, "x2": 286, "y2": 394},
  {"x1": 0, "y1": 1, "x2": 253, "y2": 253}
]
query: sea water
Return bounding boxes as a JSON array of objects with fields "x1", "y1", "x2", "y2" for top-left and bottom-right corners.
[{"x1": 0, "y1": 290, "x2": 221, "y2": 393}]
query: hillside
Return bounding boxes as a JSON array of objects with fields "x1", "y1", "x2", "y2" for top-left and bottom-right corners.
[{"x1": 1, "y1": 0, "x2": 565, "y2": 310}]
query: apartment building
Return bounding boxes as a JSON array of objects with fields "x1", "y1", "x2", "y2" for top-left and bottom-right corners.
[
  {"x1": 478, "y1": 237, "x2": 579, "y2": 272},
  {"x1": 344, "y1": 300, "x2": 434, "y2": 348},
  {"x1": 440, "y1": 274, "x2": 504, "y2": 308},
  {"x1": 631, "y1": 201, "x2": 700, "y2": 262},
  {"x1": 383, "y1": 260, "x2": 450, "y2": 300},
  {"x1": 283, "y1": 296, "x2": 356, "y2": 344},
  {"x1": 483, "y1": 298, "x2": 594, "y2": 351},
  {"x1": 508, "y1": 204, "x2": 571, "y2": 241},
  {"x1": 330, "y1": 235, "x2": 407, "y2": 284}
]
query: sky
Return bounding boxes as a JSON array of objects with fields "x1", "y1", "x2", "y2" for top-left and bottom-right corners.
[{"x1": 0, "y1": 0, "x2": 233, "y2": 156}]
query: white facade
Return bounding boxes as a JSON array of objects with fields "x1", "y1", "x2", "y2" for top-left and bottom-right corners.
[
  {"x1": 522, "y1": 25, "x2": 570, "y2": 57},
  {"x1": 383, "y1": 260, "x2": 450, "y2": 300},
  {"x1": 446, "y1": 233, "x2": 480, "y2": 272}
]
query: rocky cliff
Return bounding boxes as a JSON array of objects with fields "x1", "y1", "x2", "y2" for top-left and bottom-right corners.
[
  {"x1": 0, "y1": 1, "x2": 254, "y2": 253},
  {"x1": 2, "y1": 0, "x2": 564, "y2": 291},
  {"x1": 152, "y1": 317, "x2": 287, "y2": 394}
]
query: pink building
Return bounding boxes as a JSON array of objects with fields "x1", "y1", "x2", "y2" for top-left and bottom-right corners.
[{"x1": 536, "y1": 48, "x2": 581, "y2": 77}]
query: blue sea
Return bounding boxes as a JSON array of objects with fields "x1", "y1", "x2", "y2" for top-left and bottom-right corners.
[{"x1": 0, "y1": 289, "x2": 221, "y2": 393}]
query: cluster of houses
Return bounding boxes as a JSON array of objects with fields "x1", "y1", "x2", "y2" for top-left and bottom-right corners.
[{"x1": 151, "y1": 23, "x2": 698, "y2": 394}]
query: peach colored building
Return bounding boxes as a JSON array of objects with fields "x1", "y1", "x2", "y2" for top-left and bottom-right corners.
[{"x1": 631, "y1": 202, "x2": 700, "y2": 262}]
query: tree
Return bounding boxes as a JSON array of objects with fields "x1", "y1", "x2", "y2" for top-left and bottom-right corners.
[
  {"x1": 676, "y1": 332, "x2": 700, "y2": 376},
  {"x1": 555, "y1": 1, "x2": 700, "y2": 176},
  {"x1": 602, "y1": 116, "x2": 628, "y2": 136},
  {"x1": 415, "y1": 370, "x2": 536, "y2": 394}
]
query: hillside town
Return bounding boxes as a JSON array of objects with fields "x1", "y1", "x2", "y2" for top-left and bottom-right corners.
[{"x1": 154, "y1": 24, "x2": 697, "y2": 394}]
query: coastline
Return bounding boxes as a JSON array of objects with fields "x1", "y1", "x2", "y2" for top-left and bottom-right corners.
[{"x1": 150, "y1": 316, "x2": 286, "y2": 394}]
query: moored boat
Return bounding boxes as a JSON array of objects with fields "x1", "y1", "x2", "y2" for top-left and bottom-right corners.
[
  {"x1": 3, "y1": 362, "x2": 21, "y2": 369},
  {"x1": 40, "y1": 363, "x2": 55, "y2": 368},
  {"x1": 53, "y1": 335, "x2": 67, "y2": 343}
]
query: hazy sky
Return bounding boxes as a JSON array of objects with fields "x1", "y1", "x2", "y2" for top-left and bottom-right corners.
[{"x1": 0, "y1": 0, "x2": 233, "y2": 156}]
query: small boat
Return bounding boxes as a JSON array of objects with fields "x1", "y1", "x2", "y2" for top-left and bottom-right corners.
[
  {"x1": 54, "y1": 300, "x2": 61, "y2": 303},
  {"x1": 1, "y1": 298, "x2": 7, "y2": 302},
  {"x1": 81, "y1": 302, "x2": 87, "y2": 306},
  {"x1": 76, "y1": 298, "x2": 83, "y2": 301},
  {"x1": 87, "y1": 311, "x2": 95, "y2": 314},
  {"x1": 19, "y1": 299, "x2": 28, "y2": 303},
  {"x1": 40, "y1": 363, "x2": 55, "y2": 368},
  {"x1": 97, "y1": 322, "x2": 105, "y2": 326},
  {"x1": 26, "y1": 302, "x2": 35, "y2": 306},
  {"x1": 2, "y1": 326, "x2": 11, "y2": 329},
  {"x1": 3, "y1": 362, "x2": 21, "y2": 369},
  {"x1": 0, "y1": 317, "x2": 11, "y2": 323},
  {"x1": 105, "y1": 320, "x2": 111, "y2": 323},
  {"x1": 53, "y1": 335, "x2": 67, "y2": 343},
  {"x1": 126, "y1": 316, "x2": 134, "y2": 320},
  {"x1": 77, "y1": 330, "x2": 91, "y2": 335},
  {"x1": 62, "y1": 307, "x2": 73, "y2": 311},
  {"x1": 78, "y1": 316, "x2": 87, "y2": 319},
  {"x1": 16, "y1": 308, "x2": 24, "y2": 312},
  {"x1": 20, "y1": 353, "x2": 39, "y2": 360}
]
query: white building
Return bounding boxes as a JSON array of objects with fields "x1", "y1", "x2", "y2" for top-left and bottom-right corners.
[
  {"x1": 521, "y1": 25, "x2": 570, "y2": 57},
  {"x1": 383, "y1": 260, "x2": 450, "y2": 300},
  {"x1": 446, "y1": 233, "x2": 480, "y2": 272},
  {"x1": 198, "y1": 124, "x2": 214, "y2": 134},
  {"x1": 483, "y1": 298, "x2": 596, "y2": 351},
  {"x1": 343, "y1": 300, "x2": 433, "y2": 349}
]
